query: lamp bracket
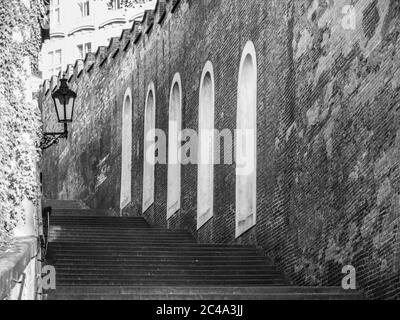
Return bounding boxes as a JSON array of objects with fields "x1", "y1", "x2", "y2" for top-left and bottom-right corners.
[{"x1": 40, "y1": 123, "x2": 68, "y2": 150}]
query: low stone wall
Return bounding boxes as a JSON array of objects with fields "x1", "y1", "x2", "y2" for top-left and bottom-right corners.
[{"x1": 0, "y1": 237, "x2": 39, "y2": 300}]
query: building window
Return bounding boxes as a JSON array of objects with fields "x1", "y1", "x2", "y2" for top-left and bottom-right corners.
[
  {"x1": 48, "y1": 49, "x2": 62, "y2": 76},
  {"x1": 167, "y1": 73, "x2": 182, "y2": 219},
  {"x1": 111, "y1": 0, "x2": 123, "y2": 10},
  {"x1": 236, "y1": 41, "x2": 257, "y2": 238},
  {"x1": 197, "y1": 61, "x2": 215, "y2": 230},
  {"x1": 120, "y1": 87, "x2": 133, "y2": 211},
  {"x1": 79, "y1": 1, "x2": 90, "y2": 17},
  {"x1": 143, "y1": 82, "x2": 156, "y2": 213},
  {"x1": 50, "y1": 0, "x2": 61, "y2": 24},
  {"x1": 77, "y1": 43, "x2": 91, "y2": 59}
]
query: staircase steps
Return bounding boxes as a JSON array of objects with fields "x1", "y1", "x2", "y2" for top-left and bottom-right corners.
[
  {"x1": 51, "y1": 209, "x2": 111, "y2": 217},
  {"x1": 44, "y1": 200, "x2": 363, "y2": 300},
  {"x1": 44, "y1": 199, "x2": 85, "y2": 209}
]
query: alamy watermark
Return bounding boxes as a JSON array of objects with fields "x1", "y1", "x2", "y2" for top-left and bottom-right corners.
[
  {"x1": 342, "y1": 265, "x2": 357, "y2": 290},
  {"x1": 39, "y1": 265, "x2": 56, "y2": 290},
  {"x1": 144, "y1": 124, "x2": 256, "y2": 176}
]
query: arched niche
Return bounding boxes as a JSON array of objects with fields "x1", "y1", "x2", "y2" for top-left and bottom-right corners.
[
  {"x1": 142, "y1": 82, "x2": 156, "y2": 213},
  {"x1": 236, "y1": 41, "x2": 258, "y2": 238},
  {"x1": 167, "y1": 73, "x2": 182, "y2": 219},
  {"x1": 197, "y1": 61, "x2": 215, "y2": 229},
  {"x1": 120, "y1": 87, "x2": 133, "y2": 211}
]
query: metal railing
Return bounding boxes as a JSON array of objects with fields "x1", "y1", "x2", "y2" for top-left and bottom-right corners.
[{"x1": 40, "y1": 206, "x2": 51, "y2": 260}]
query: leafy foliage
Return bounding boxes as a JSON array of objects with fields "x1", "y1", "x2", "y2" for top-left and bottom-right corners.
[{"x1": 0, "y1": 0, "x2": 43, "y2": 249}]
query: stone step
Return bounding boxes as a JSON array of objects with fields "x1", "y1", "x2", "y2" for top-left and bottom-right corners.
[
  {"x1": 52, "y1": 261, "x2": 272, "y2": 267},
  {"x1": 50, "y1": 216, "x2": 141, "y2": 221},
  {"x1": 50, "y1": 265, "x2": 278, "y2": 272},
  {"x1": 47, "y1": 292, "x2": 362, "y2": 300},
  {"x1": 49, "y1": 237, "x2": 195, "y2": 242},
  {"x1": 44, "y1": 285, "x2": 358, "y2": 295},
  {"x1": 49, "y1": 249, "x2": 262, "y2": 255},
  {"x1": 51, "y1": 210, "x2": 111, "y2": 217},
  {"x1": 55, "y1": 271, "x2": 284, "y2": 279},
  {"x1": 50, "y1": 222, "x2": 150, "y2": 227},
  {"x1": 48, "y1": 229, "x2": 193, "y2": 236},
  {"x1": 49, "y1": 242, "x2": 259, "y2": 250},
  {"x1": 52, "y1": 257, "x2": 269, "y2": 265},
  {"x1": 51, "y1": 251, "x2": 262, "y2": 257},
  {"x1": 50, "y1": 218, "x2": 146, "y2": 223},
  {"x1": 49, "y1": 228, "x2": 190, "y2": 234},
  {"x1": 48, "y1": 239, "x2": 197, "y2": 244},
  {"x1": 50, "y1": 231, "x2": 187, "y2": 235},
  {"x1": 50, "y1": 215, "x2": 145, "y2": 219},
  {"x1": 43, "y1": 199, "x2": 84, "y2": 209},
  {"x1": 52, "y1": 252, "x2": 267, "y2": 259},
  {"x1": 53, "y1": 279, "x2": 288, "y2": 286},
  {"x1": 50, "y1": 226, "x2": 150, "y2": 230},
  {"x1": 49, "y1": 232, "x2": 193, "y2": 242},
  {"x1": 55, "y1": 264, "x2": 282, "y2": 276},
  {"x1": 49, "y1": 246, "x2": 261, "y2": 253},
  {"x1": 52, "y1": 254, "x2": 264, "y2": 261}
]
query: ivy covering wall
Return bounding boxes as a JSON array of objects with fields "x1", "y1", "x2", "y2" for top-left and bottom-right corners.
[{"x1": 0, "y1": 0, "x2": 45, "y2": 249}]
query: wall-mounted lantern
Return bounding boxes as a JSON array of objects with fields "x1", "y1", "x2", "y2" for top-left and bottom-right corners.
[{"x1": 40, "y1": 78, "x2": 77, "y2": 150}]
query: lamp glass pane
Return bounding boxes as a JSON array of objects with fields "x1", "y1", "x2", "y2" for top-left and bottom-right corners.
[
  {"x1": 65, "y1": 96, "x2": 74, "y2": 121},
  {"x1": 55, "y1": 97, "x2": 65, "y2": 122}
]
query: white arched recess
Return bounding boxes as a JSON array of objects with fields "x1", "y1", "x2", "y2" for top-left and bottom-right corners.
[
  {"x1": 120, "y1": 87, "x2": 133, "y2": 211},
  {"x1": 197, "y1": 61, "x2": 215, "y2": 229},
  {"x1": 236, "y1": 41, "x2": 258, "y2": 238},
  {"x1": 142, "y1": 82, "x2": 156, "y2": 213},
  {"x1": 167, "y1": 73, "x2": 182, "y2": 219}
]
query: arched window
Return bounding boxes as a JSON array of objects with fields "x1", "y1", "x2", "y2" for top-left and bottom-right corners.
[
  {"x1": 142, "y1": 82, "x2": 156, "y2": 213},
  {"x1": 167, "y1": 73, "x2": 182, "y2": 218},
  {"x1": 236, "y1": 41, "x2": 257, "y2": 238},
  {"x1": 120, "y1": 87, "x2": 132, "y2": 211},
  {"x1": 197, "y1": 61, "x2": 215, "y2": 229}
]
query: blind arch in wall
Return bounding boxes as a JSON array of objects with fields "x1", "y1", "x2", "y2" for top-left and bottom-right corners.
[
  {"x1": 236, "y1": 41, "x2": 257, "y2": 238},
  {"x1": 142, "y1": 82, "x2": 156, "y2": 213},
  {"x1": 197, "y1": 61, "x2": 215, "y2": 229},
  {"x1": 167, "y1": 73, "x2": 182, "y2": 219},
  {"x1": 120, "y1": 87, "x2": 133, "y2": 211}
]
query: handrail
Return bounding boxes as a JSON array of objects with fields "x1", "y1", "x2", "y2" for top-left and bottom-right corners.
[
  {"x1": 40, "y1": 207, "x2": 51, "y2": 260},
  {"x1": 16, "y1": 273, "x2": 27, "y2": 300}
]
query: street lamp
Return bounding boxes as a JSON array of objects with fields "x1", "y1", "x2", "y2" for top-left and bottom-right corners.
[{"x1": 40, "y1": 78, "x2": 77, "y2": 150}]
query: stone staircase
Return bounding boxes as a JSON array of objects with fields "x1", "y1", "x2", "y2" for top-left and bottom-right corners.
[{"x1": 43, "y1": 200, "x2": 362, "y2": 300}]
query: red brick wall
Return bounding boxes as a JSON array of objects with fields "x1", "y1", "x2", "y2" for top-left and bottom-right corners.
[{"x1": 40, "y1": 0, "x2": 400, "y2": 299}]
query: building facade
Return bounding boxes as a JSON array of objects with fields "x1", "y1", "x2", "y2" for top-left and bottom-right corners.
[
  {"x1": 40, "y1": 0, "x2": 155, "y2": 79},
  {"x1": 40, "y1": 0, "x2": 400, "y2": 299}
]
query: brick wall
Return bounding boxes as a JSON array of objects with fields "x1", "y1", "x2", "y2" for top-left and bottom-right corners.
[{"x1": 40, "y1": 0, "x2": 400, "y2": 299}]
